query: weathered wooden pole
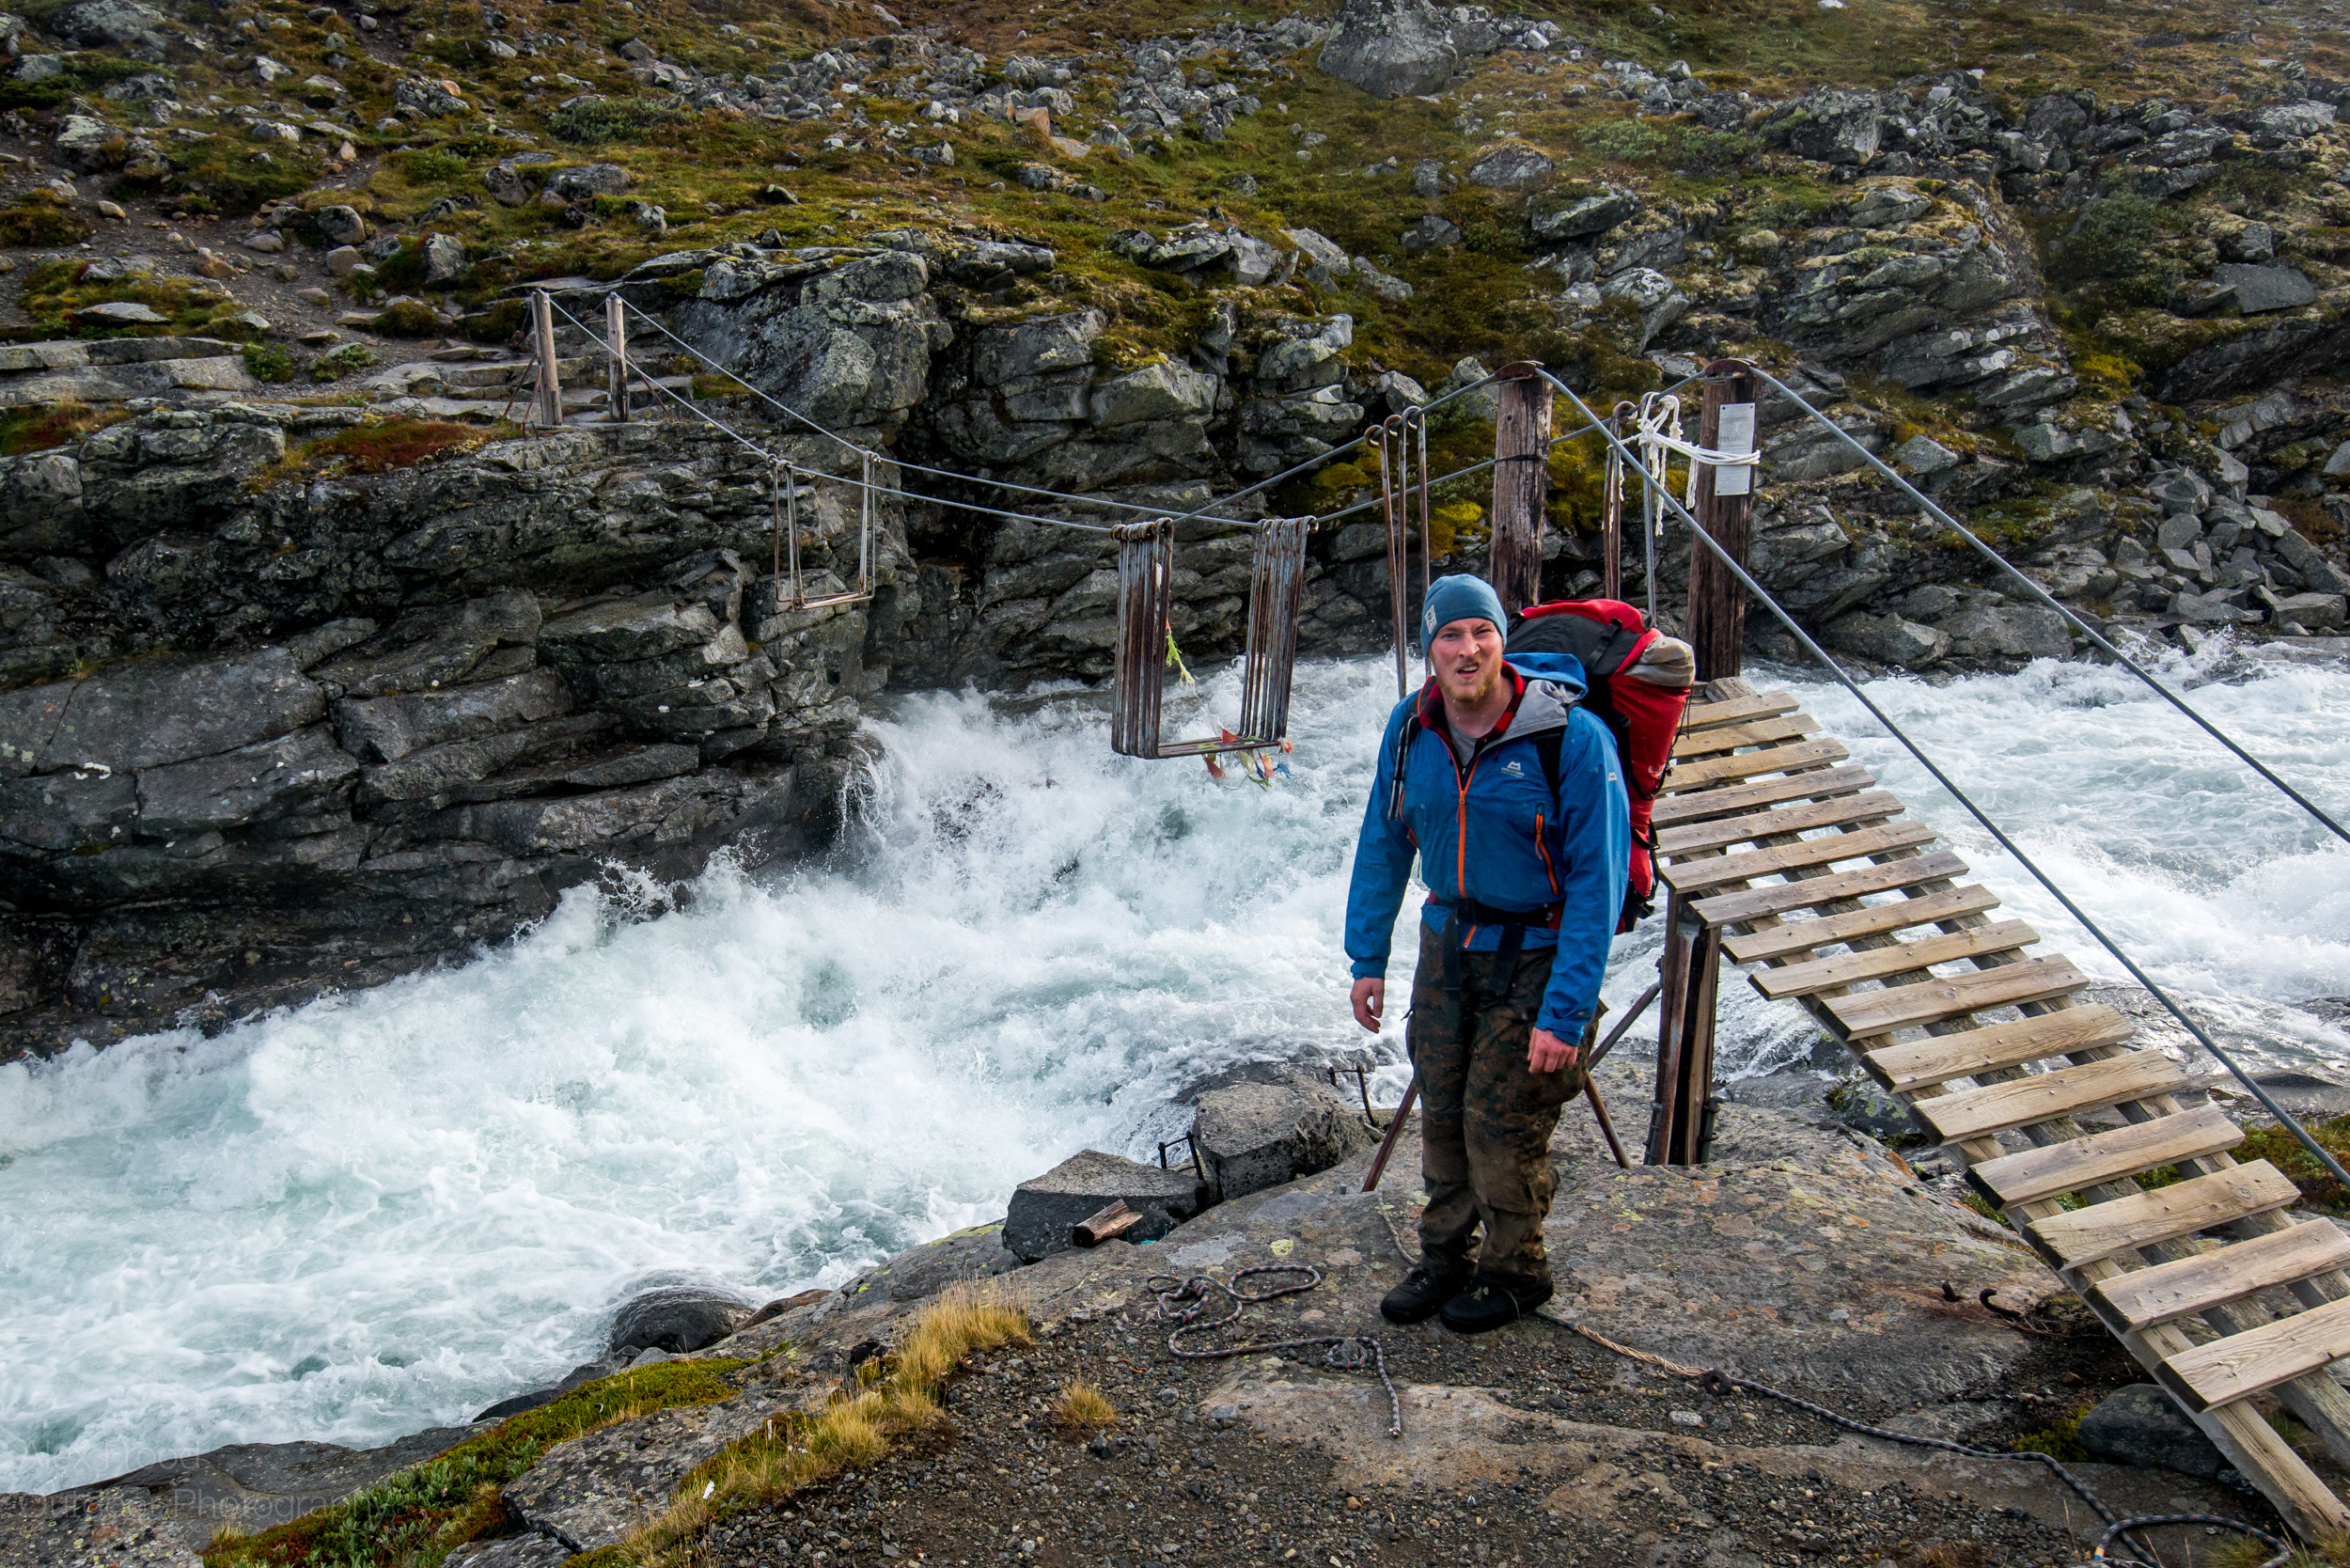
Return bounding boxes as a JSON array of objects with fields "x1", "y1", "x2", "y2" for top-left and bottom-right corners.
[
  {"x1": 529, "y1": 290, "x2": 562, "y2": 428},
  {"x1": 605, "y1": 293, "x2": 630, "y2": 424},
  {"x1": 1486, "y1": 362, "x2": 1551, "y2": 616},
  {"x1": 1647, "y1": 361, "x2": 1759, "y2": 1166},
  {"x1": 1684, "y1": 358, "x2": 1760, "y2": 680}
]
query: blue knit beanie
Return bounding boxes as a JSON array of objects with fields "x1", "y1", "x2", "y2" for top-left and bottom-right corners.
[{"x1": 1420, "y1": 573, "x2": 1507, "y2": 645}]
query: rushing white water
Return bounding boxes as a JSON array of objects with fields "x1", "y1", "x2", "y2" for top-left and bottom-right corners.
[{"x1": 1, "y1": 637, "x2": 2344, "y2": 1494}]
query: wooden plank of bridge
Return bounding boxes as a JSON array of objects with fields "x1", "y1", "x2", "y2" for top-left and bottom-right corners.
[{"x1": 1651, "y1": 677, "x2": 2350, "y2": 1541}]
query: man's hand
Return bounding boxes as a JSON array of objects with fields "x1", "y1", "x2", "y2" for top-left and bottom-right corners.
[
  {"x1": 1351, "y1": 978, "x2": 1386, "y2": 1032},
  {"x1": 1528, "y1": 1027, "x2": 1580, "y2": 1074}
]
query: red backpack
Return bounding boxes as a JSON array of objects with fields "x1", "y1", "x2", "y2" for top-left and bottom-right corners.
[{"x1": 1505, "y1": 599, "x2": 1694, "y2": 930}]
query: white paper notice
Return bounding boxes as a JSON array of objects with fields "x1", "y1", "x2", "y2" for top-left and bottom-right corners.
[{"x1": 1713, "y1": 402, "x2": 1757, "y2": 497}]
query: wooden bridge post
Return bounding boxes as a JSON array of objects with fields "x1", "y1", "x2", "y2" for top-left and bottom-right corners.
[
  {"x1": 1684, "y1": 358, "x2": 1760, "y2": 680},
  {"x1": 1647, "y1": 361, "x2": 1762, "y2": 1165},
  {"x1": 605, "y1": 293, "x2": 630, "y2": 424},
  {"x1": 1487, "y1": 362, "x2": 1551, "y2": 617},
  {"x1": 528, "y1": 290, "x2": 562, "y2": 428}
]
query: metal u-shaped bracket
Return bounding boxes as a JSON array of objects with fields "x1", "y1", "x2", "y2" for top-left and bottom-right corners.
[{"x1": 1110, "y1": 518, "x2": 1175, "y2": 759}]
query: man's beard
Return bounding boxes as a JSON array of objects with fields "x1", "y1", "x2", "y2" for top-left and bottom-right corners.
[{"x1": 1449, "y1": 661, "x2": 1503, "y2": 705}]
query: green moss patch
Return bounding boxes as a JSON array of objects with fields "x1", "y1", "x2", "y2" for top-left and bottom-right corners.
[
  {"x1": 2237, "y1": 1114, "x2": 2350, "y2": 1214},
  {"x1": 203, "y1": 1357, "x2": 751, "y2": 1568},
  {"x1": 17, "y1": 259, "x2": 246, "y2": 338}
]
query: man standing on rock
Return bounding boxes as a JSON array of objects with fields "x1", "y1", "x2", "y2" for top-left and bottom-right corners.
[{"x1": 1344, "y1": 573, "x2": 1629, "y2": 1333}]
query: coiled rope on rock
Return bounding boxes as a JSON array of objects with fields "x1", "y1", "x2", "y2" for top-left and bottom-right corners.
[{"x1": 1144, "y1": 1266, "x2": 1402, "y2": 1439}]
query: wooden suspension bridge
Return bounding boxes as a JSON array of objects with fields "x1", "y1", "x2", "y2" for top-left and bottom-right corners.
[{"x1": 1650, "y1": 684, "x2": 2350, "y2": 1538}]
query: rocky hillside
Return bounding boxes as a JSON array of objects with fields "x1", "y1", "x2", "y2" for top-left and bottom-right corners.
[{"x1": 2, "y1": 0, "x2": 2349, "y2": 1055}]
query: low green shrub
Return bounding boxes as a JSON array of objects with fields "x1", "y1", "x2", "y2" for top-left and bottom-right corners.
[
  {"x1": 308, "y1": 343, "x2": 379, "y2": 382},
  {"x1": 242, "y1": 342, "x2": 296, "y2": 383}
]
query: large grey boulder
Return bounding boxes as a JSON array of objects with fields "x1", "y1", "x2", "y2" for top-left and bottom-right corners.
[
  {"x1": 51, "y1": 0, "x2": 165, "y2": 44},
  {"x1": 839, "y1": 1221, "x2": 1022, "y2": 1306},
  {"x1": 35, "y1": 650, "x2": 323, "y2": 775},
  {"x1": 137, "y1": 724, "x2": 358, "y2": 838},
  {"x1": 53, "y1": 114, "x2": 118, "y2": 172},
  {"x1": 1465, "y1": 142, "x2": 1552, "y2": 189},
  {"x1": 1940, "y1": 600, "x2": 2072, "y2": 661},
  {"x1": 333, "y1": 669, "x2": 575, "y2": 763},
  {"x1": 503, "y1": 1389, "x2": 772, "y2": 1553},
  {"x1": 2211, "y1": 263, "x2": 2317, "y2": 315},
  {"x1": 1530, "y1": 189, "x2": 1639, "y2": 242},
  {"x1": 1890, "y1": 432, "x2": 1961, "y2": 476},
  {"x1": 1088, "y1": 358, "x2": 1216, "y2": 428},
  {"x1": 605, "y1": 1285, "x2": 756, "y2": 1356},
  {"x1": 1002, "y1": 1149, "x2": 1206, "y2": 1262},
  {"x1": 2076, "y1": 1385, "x2": 2226, "y2": 1479},
  {"x1": 1822, "y1": 611, "x2": 1949, "y2": 670},
  {"x1": 1192, "y1": 1077, "x2": 1377, "y2": 1202},
  {"x1": 1316, "y1": 0, "x2": 1458, "y2": 99},
  {"x1": 973, "y1": 308, "x2": 1102, "y2": 384},
  {"x1": 672, "y1": 252, "x2": 940, "y2": 430},
  {"x1": 1848, "y1": 185, "x2": 1933, "y2": 229},
  {"x1": 1758, "y1": 87, "x2": 1883, "y2": 165},
  {"x1": 544, "y1": 162, "x2": 633, "y2": 202}
]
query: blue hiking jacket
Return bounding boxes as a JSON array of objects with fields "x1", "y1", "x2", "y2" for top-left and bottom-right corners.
[{"x1": 1344, "y1": 651, "x2": 1631, "y2": 1038}]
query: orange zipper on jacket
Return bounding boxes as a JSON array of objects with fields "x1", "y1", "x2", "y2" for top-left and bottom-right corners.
[
  {"x1": 1455, "y1": 755, "x2": 1478, "y2": 909},
  {"x1": 1535, "y1": 812, "x2": 1559, "y2": 897}
]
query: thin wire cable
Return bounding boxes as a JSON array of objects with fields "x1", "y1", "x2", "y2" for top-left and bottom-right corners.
[
  {"x1": 1543, "y1": 368, "x2": 2350, "y2": 1198},
  {"x1": 614, "y1": 295, "x2": 1530, "y2": 529},
  {"x1": 545, "y1": 299, "x2": 1123, "y2": 535},
  {"x1": 544, "y1": 294, "x2": 1618, "y2": 551},
  {"x1": 1745, "y1": 363, "x2": 2350, "y2": 848},
  {"x1": 552, "y1": 288, "x2": 1691, "y2": 547}
]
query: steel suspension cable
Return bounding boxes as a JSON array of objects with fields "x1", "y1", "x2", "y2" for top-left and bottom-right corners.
[
  {"x1": 1542, "y1": 368, "x2": 2350, "y2": 1197},
  {"x1": 545, "y1": 299, "x2": 1123, "y2": 534},
  {"x1": 1745, "y1": 363, "x2": 2350, "y2": 848},
  {"x1": 608, "y1": 294, "x2": 1548, "y2": 530}
]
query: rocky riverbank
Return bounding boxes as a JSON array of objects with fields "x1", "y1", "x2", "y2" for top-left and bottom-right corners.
[{"x1": 15, "y1": 1055, "x2": 2346, "y2": 1568}]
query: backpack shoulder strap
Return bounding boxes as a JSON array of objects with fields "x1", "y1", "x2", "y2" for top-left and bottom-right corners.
[{"x1": 1534, "y1": 724, "x2": 1564, "y2": 802}]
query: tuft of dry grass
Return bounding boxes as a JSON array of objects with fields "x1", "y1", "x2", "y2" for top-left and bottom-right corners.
[
  {"x1": 1053, "y1": 1379, "x2": 1117, "y2": 1431},
  {"x1": 0, "y1": 397, "x2": 126, "y2": 457},
  {"x1": 2210, "y1": 1528, "x2": 2350, "y2": 1568},
  {"x1": 595, "y1": 1286, "x2": 1030, "y2": 1567}
]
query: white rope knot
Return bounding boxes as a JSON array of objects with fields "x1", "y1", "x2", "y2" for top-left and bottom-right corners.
[{"x1": 1634, "y1": 391, "x2": 1762, "y2": 514}]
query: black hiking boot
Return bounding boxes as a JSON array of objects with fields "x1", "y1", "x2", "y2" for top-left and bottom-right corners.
[
  {"x1": 1380, "y1": 1262, "x2": 1473, "y2": 1325},
  {"x1": 1439, "y1": 1272, "x2": 1553, "y2": 1334}
]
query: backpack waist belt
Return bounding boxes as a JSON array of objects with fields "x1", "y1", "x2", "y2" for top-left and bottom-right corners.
[{"x1": 1428, "y1": 897, "x2": 1564, "y2": 1010}]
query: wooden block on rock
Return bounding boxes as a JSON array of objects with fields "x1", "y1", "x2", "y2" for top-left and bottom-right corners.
[{"x1": 1073, "y1": 1201, "x2": 1142, "y2": 1247}]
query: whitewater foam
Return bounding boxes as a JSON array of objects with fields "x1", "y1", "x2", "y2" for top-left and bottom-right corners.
[{"x1": 0, "y1": 639, "x2": 2342, "y2": 1493}]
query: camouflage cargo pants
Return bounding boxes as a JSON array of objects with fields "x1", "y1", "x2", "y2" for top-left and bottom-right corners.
[{"x1": 1407, "y1": 940, "x2": 1588, "y2": 1285}]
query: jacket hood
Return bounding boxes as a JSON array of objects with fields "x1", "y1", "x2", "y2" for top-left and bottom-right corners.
[{"x1": 1504, "y1": 652, "x2": 1589, "y2": 739}]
